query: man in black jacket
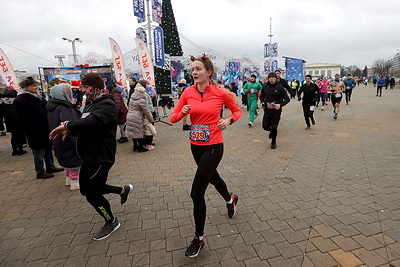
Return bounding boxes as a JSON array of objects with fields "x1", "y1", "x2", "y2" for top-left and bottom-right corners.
[
  {"x1": 260, "y1": 72, "x2": 290, "y2": 149},
  {"x1": 50, "y1": 73, "x2": 133, "y2": 241},
  {"x1": 298, "y1": 75, "x2": 320, "y2": 130},
  {"x1": 13, "y1": 77, "x2": 63, "y2": 179},
  {"x1": 275, "y1": 70, "x2": 295, "y2": 98}
]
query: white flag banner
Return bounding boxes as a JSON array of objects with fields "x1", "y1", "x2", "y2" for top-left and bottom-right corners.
[
  {"x1": 0, "y1": 48, "x2": 20, "y2": 89},
  {"x1": 109, "y1": 38, "x2": 128, "y2": 93}
]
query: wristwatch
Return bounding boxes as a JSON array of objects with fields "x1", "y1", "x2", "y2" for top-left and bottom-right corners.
[{"x1": 229, "y1": 117, "x2": 234, "y2": 125}]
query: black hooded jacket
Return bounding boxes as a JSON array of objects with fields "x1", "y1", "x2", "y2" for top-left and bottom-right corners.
[{"x1": 66, "y1": 94, "x2": 117, "y2": 164}]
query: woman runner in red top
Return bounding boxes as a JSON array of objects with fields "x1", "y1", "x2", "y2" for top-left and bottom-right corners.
[{"x1": 170, "y1": 54, "x2": 242, "y2": 257}]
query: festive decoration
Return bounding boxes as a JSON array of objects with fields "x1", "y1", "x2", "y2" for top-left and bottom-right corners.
[{"x1": 155, "y1": 0, "x2": 183, "y2": 94}]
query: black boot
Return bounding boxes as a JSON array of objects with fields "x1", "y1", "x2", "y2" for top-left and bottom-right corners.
[
  {"x1": 137, "y1": 139, "x2": 148, "y2": 152},
  {"x1": 270, "y1": 129, "x2": 277, "y2": 149},
  {"x1": 132, "y1": 138, "x2": 139, "y2": 151}
]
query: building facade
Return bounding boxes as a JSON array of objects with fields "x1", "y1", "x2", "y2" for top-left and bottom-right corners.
[{"x1": 304, "y1": 63, "x2": 341, "y2": 79}]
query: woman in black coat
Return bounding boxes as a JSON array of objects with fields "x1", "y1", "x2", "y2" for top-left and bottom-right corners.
[{"x1": 1, "y1": 88, "x2": 27, "y2": 155}]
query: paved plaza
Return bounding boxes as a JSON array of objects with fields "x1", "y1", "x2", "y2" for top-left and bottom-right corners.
[{"x1": 1, "y1": 84, "x2": 400, "y2": 266}]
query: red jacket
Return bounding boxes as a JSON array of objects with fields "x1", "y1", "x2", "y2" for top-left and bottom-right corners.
[
  {"x1": 170, "y1": 84, "x2": 242, "y2": 145},
  {"x1": 112, "y1": 90, "x2": 128, "y2": 125}
]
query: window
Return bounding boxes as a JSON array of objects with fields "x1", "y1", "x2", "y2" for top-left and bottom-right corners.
[
  {"x1": 315, "y1": 70, "x2": 319, "y2": 75},
  {"x1": 309, "y1": 71, "x2": 313, "y2": 75},
  {"x1": 327, "y1": 70, "x2": 332, "y2": 77},
  {"x1": 321, "y1": 70, "x2": 325, "y2": 76}
]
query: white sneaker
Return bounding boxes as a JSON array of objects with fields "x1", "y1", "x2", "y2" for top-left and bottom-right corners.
[
  {"x1": 65, "y1": 176, "x2": 71, "y2": 186},
  {"x1": 248, "y1": 122, "x2": 253, "y2": 127},
  {"x1": 70, "y1": 179, "x2": 80, "y2": 191}
]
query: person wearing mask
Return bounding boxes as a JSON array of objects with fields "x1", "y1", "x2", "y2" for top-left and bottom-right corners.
[
  {"x1": 275, "y1": 69, "x2": 295, "y2": 98},
  {"x1": 318, "y1": 77, "x2": 330, "y2": 111},
  {"x1": 14, "y1": 77, "x2": 63, "y2": 179},
  {"x1": 170, "y1": 54, "x2": 242, "y2": 258},
  {"x1": 376, "y1": 75, "x2": 386, "y2": 97},
  {"x1": 298, "y1": 75, "x2": 320, "y2": 130},
  {"x1": 47, "y1": 83, "x2": 82, "y2": 190},
  {"x1": 329, "y1": 74, "x2": 345, "y2": 119},
  {"x1": 242, "y1": 74, "x2": 262, "y2": 127},
  {"x1": 49, "y1": 73, "x2": 133, "y2": 240},
  {"x1": 260, "y1": 72, "x2": 290, "y2": 149},
  {"x1": 343, "y1": 74, "x2": 356, "y2": 105}
]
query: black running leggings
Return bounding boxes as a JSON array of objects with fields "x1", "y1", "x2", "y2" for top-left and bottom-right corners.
[
  {"x1": 190, "y1": 143, "x2": 231, "y2": 237},
  {"x1": 79, "y1": 162, "x2": 122, "y2": 223}
]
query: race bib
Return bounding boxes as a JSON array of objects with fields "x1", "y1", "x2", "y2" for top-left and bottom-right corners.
[
  {"x1": 266, "y1": 102, "x2": 275, "y2": 109},
  {"x1": 335, "y1": 93, "x2": 342, "y2": 98},
  {"x1": 346, "y1": 86, "x2": 350, "y2": 89},
  {"x1": 310, "y1": 106, "x2": 315, "y2": 111},
  {"x1": 190, "y1": 124, "x2": 210, "y2": 142}
]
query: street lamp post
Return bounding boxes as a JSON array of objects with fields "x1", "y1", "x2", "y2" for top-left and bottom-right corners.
[{"x1": 62, "y1": 37, "x2": 82, "y2": 65}]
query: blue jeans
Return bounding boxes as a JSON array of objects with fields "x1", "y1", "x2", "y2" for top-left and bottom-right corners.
[{"x1": 32, "y1": 147, "x2": 55, "y2": 174}]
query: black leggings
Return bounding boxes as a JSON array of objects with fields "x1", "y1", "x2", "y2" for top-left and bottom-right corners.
[
  {"x1": 190, "y1": 143, "x2": 231, "y2": 237},
  {"x1": 79, "y1": 162, "x2": 121, "y2": 223}
]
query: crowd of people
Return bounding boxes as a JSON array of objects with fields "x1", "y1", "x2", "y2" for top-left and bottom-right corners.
[{"x1": 0, "y1": 57, "x2": 398, "y2": 256}]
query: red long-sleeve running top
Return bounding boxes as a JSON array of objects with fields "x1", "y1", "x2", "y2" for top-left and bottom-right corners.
[{"x1": 170, "y1": 84, "x2": 242, "y2": 146}]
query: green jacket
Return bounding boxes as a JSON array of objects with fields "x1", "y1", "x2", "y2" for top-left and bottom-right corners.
[{"x1": 243, "y1": 82, "x2": 262, "y2": 100}]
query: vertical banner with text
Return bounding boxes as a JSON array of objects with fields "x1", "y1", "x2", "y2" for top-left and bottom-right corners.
[
  {"x1": 133, "y1": 0, "x2": 145, "y2": 23},
  {"x1": 0, "y1": 48, "x2": 20, "y2": 89},
  {"x1": 153, "y1": 27, "x2": 165, "y2": 67},
  {"x1": 135, "y1": 38, "x2": 156, "y2": 96},
  {"x1": 109, "y1": 38, "x2": 128, "y2": 94}
]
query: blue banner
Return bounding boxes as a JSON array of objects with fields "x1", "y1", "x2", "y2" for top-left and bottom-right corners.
[
  {"x1": 153, "y1": 27, "x2": 165, "y2": 66},
  {"x1": 264, "y1": 43, "x2": 270, "y2": 58},
  {"x1": 264, "y1": 61, "x2": 270, "y2": 73},
  {"x1": 271, "y1": 43, "x2": 278, "y2": 57},
  {"x1": 272, "y1": 60, "x2": 278, "y2": 72},
  {"x1": 285, "y1": 57, "x2": 305, "y2": 84},
  {"x1": 133, "y1": 0, "x2": 145, "y2": 23}
]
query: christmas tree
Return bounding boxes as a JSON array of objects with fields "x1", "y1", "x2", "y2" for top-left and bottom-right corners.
[{"x1": 155, "y1": 0, "x2": 183, "y2": 94}]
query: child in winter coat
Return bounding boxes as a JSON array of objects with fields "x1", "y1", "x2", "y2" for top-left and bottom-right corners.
[{"x1": 47, "y1": 83, "x2": 82, "y2": 190}]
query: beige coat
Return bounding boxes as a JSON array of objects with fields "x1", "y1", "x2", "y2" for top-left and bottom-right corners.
[{"x1": 125, "y1": 85, "x2": 153, "y2": 139}]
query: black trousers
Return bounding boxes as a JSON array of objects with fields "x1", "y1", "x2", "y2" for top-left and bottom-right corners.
[
  {"x1": 190, "y1": 143, "x2": 231, "y2": 237},
  {"x1": 262, "y1": 108, "x2": 282, "y2": 144},
  {"x1": 345, "y1": 88, "x2": 353, "y2": 103},
  {"x1": 377, "y1": 86, "x2": 383, "y2": 96},
  {"x1": 302, "y1": 102, "x2": 315, "y2": 127},
  {"x1": 79, "y1": 162, "x2": 121, "y2": 223}
]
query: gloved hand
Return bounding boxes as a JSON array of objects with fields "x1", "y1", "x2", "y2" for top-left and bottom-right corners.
[{"x1": 298, "y1": 97, "x2": 301, "y2": 101}]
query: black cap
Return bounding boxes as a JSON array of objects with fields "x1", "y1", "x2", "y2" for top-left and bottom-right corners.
[{"x1": 268, "y1": 72, "x2": 277, "y2": 79}]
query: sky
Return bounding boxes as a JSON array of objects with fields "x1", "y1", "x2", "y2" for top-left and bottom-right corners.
[{"x1": 2, "y1": 0, "x2": 400, "y2": 74}]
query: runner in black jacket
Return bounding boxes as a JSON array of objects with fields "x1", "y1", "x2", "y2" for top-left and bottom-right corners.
[
  {"x1": 275, "y1": 70, "x2": 295, "y2": 98},
  {"x1": 260, "y1": 72, "x2": 290, "y2": 149},
  {"x1": 298, "y1": 75, "x2": 320, "y2": 130},
  {"x1": 50, "y1": 73, "x2": 133, "y2": 241}
]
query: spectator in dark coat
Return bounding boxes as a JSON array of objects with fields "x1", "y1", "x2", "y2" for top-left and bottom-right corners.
[
  {"x1": 1, "y1": 88, "x2": 27, "y2": 155},
  {"x1": 47, "y1": 83, "x2": 82, "y2": 190},
  {"x1": 109, "y1": 85, "x2": 128, "y2": 143},
  {"x1": 13, "y1": 77, "x2": 63, "y2": 179}
]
